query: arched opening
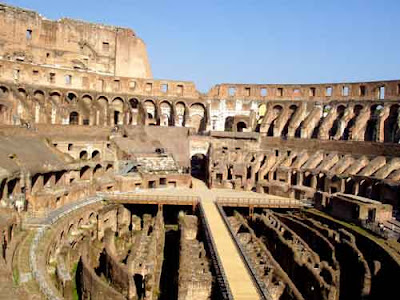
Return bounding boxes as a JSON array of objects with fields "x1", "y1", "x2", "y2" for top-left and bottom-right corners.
[
  {"x1": 343, "y1": 105, "x2": 363, "y2": 140},
  {"x1": 134, "y1": 274, "x2": 145, "y2": 299},
  {"x1": 160, "y1": 101, "x2": 172, "y2": 126},
  {"x1": 329, "y1": 105, "x2": 346, "y2": 138},
  {"x1": 144, "y1": 100, "x2": 156, "y2": 123},
  {"x1": 92, "y1": 150, "x2": 100, "y2": 160},
  {"x1": 364, "y1": 105, "x2": 380, "y2": 141},
  {"x1": 282, "y1": 104, "x2": 298, "y2": 137},
  {"x1": 112, "y1": 98, "x2": 124, "y2": 125},
  {"x1": 236, "y1": 121, "x2": 247, "y2": 132},
  {"x1": 93, "y1": 164, "x2": 103, "y2": 178},
  {"x1": 268, "y1": 105, "x2": 283, "y2": 136},
  {"x1": 384, "y1": 104, "x2": 399, "y2": 143},
  {"x1": 33, "y1": 90, "x2": 45, "y2": 103},
  {"x1": 79, "y1": 150, "x2": 88, "y2": 160},
  {"x1": 224, "y1": 117, "x2": 234, "y2": 131},
  {"x1": 80, "y1": 166, "x2": 91, "y2": 180},
  {"x1": 66, "y1": 92, "x2": 77, "y2": 102},
  {"x1": 69, "y1": 111, "x2": 79, "y2": 125},
  {"x1": 129, "y1": 98, "x2": 139, "y2": 109},
  {"x1": 191, "y1": 153, "x2": 207, "y2": 180},
  {"x1": 97, "y1": 96, "x2": 108, "y2": 107},
  {"x1": 17, "y1": 88, "x2": 27, "y2": 99},
  {"x1": 0, "y1": 86, "x2": 9, "y2": 98},
  {"x1": 50, "y1": 91, "x2": 61, "y2": 105},
  {"x1": 175, "y1": 102, "x2": 186, "y2": 126},
  {"x1": 81, "y1": 94, "x2": 92, "y2": 108},
  {"x1": 190, "y1": 103, "x2": 206, "y2": 133},
  {"x1": 256, "y1": 104, "x2": 267, "y2": 132}
]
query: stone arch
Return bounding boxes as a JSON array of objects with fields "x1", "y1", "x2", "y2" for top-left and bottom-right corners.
[
  {"x1": 384, "y1": 104, "x2": 399, "y2": 143},
  {"x1": 159, "y1": 101, "x2": 172, "y2": 126},
  {"x1": 144, "y1": 99, "x2": 156, "y2": 123},
  {"x1": 175, "y1": 101, "x2": 186, "y2": 126},
  {"x1": 329, "y1": 105, "x2": 346, "y2": 138},
  {"x1": 343, "y1": 104, "x2": 364, "y2": 140},
  {"x1": 190, "y1": 103, "x2": 206, "y2": 132},
  {"x1": 66, "y1": 92, "x2": 77, "y2": 102},
  {"x1": 50, "y1": 91, "x2": 62, "y2": 105},
  {"x1": 92, "y1": 150, "x2": 101, "y2": 160},
  {"x1": 112, "y1": 97, "x2": 124, "y2": 125},
  {"x1": 191, "y1": 153, "x2": 207, "y2": 180},
  {"x1": 81, "y1": 94, "x2": 93, "y2": 107},
  {"x1": 33, "y1": 90, "x2": 45, "y2": 103},
  {"x1": 93, "y1": 164, "x2": 103, "y2": 178},
  {"x1": 17, "y1": 88, "x2": 27, "y2": 99},
  {"x1": 267, "y1": 104, "x2": 283, "y2": 136},
  {"x1": 129, "y1": 98, "x2": 139, "y2": 109},
  {"x1": 236, "y1": 121, "x2": 247, "y2": 132},
  {"x1": 79, "y1": 150, "x2": 88, "y2": 160},
  {"x1": 282, "y1": 104, "x2": 298, "y2": 137},
  {"x1": 97, "y1": 96, "x2": 109, "y2": 107},
  {"x1": 364, "y1": 104, "x2": 380, "y2": 141},
  {"x1": 80, "y1": 166, "x2": 91, "y2": 180},
  {"x1": 69, "y1": 111, "x2": 79, "y2": 125},
  {"x1": 256, "y1": 104, "x2": 267, "y2": 132},
  {"x1": 0, "y1": 85, "x2": 9, "y2": 98}
]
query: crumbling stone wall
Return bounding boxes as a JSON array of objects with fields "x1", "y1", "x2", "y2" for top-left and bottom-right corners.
[{"x1": 178, "y1": 214, "x2": 212, "y2": 300}]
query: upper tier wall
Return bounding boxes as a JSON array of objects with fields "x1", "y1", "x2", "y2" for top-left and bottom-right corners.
[
  {"x1": 0, "y1": 59, "x2": 199, "y2": 99},
  {"x1": 208, "y1": 81, "x2": 400, "y2": 102},
  {"x1": 0, "y1": 3, "x2": 152, "y2": 78}
]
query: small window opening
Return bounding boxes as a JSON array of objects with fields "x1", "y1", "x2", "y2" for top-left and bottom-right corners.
[
  {"x1": 65, "y1": 74, "x2": 72, "y2": 85},
  {"x1": 359, "y1": 85, "x2": 366, "y2": 96},
  {"x1": 245, "y1": 87, "x2": 251, "y2": 97},
  {"x1": 114, "y1": 80, "x2": 120, "y2": 91},
  {"x1": 309, "y1": 87, "x2": 316, "y2": 97},
  {"x1": 145, "y1": 83, "x2": 152, "y2": 92},
  {"x1": 342, "y1": 86, "x2": 349, "y2": 96},
  {"x1": 277, "y1": 88, "x2": 283, "y2": 97},
  {"x1": 26, "y1": 29, "x2": 32, "y2": 40},
  {"x1": 161, "y1": 83, "x2": 168, "y2": 93},
  {"x1": 129, "y1": 81, "x2": 136, "y2": 90},
  {"x1": 261, "y1": 88, "x2": 267, "y2": 96},
  {"x1": 49, "y1": 73, "x2": 56, "y2": 84},
  {"x1": 326, "y1": 87, "x2": 332, "y2": 97},
  {"x1": 228, "y1": 87, "x2": 236, "y2": 96},
  {"x1": 378, "y1": 86, "x2": 385, "y2": 100},
  {"x1": 68, "y1": 144, "x2": 73, "y2": 151},
  {"x1": 102, "y1": 42, "x2": 110, "y2": 52},
  {"x1": 177, "y1": 84, "x2": 184, "y2": 95}
]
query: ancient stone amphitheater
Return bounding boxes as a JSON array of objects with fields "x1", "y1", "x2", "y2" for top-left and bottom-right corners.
[{"x1": 0, "y1": 3, "x2": 399, "y2": 300}]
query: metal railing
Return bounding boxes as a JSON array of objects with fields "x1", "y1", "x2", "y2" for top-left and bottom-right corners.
[
  {"x1": 216, "y1": 203, "x2": 271, "y2": 300},
  {"x1": 217, "y1": 196, "x2": 312, "y2": 208},
  {"x1": 198, "y1": 203, "x2": 233, "y2": 300},
  {"x1": 103, "y1": 192, "x2": 200, "y2": 205}
]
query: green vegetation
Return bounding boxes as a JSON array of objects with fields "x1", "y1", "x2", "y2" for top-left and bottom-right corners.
[
  {"x1": 12, "y1": 267, "x2": 19, "y2": 285},
  {"x1": 71, "y1": 262, "x2": 79, "y2": 300}
]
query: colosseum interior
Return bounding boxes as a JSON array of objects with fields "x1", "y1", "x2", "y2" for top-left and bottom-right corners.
[{"x1": 0, "y1": 3, "x2": 400, "y2": 300}]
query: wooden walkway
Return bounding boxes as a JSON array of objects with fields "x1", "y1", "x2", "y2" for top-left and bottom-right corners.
[{"x1": 201, "y1": 196, "x2": 260, "y2": 299}]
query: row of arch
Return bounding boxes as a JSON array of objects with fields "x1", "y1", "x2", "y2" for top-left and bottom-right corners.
[
  {"x1": 256, "y1": 102, "x2": 400, "y2": 143},
  {"x1": 0, "y1": 84, "x2": 209, "y2": 131}
]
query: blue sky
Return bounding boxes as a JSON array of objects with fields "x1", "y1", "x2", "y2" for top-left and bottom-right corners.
[{"x1": 4, "y1": 0, "x2": 400, "y2": 92}]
